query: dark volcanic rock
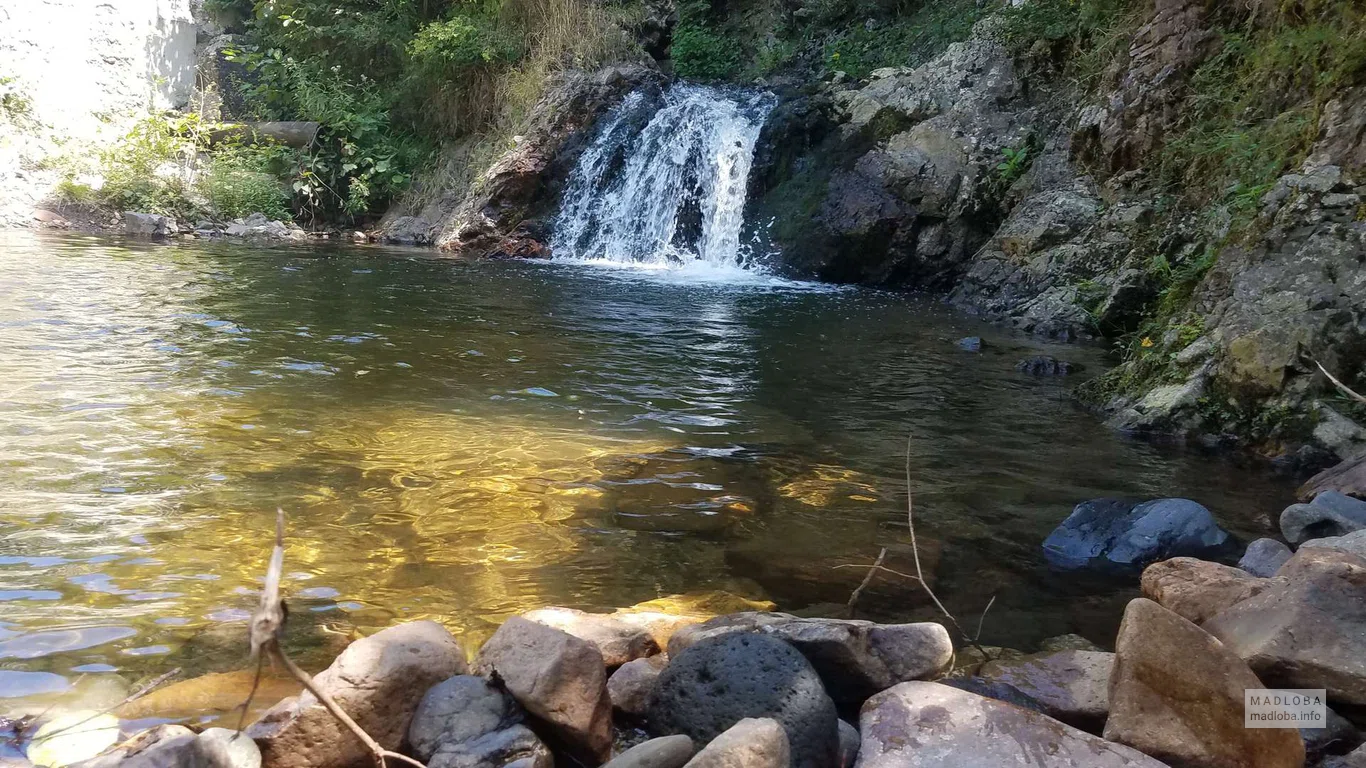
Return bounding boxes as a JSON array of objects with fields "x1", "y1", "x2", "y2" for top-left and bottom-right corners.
[
  {"x1": 1042, "y1": 498, "x2": 1231, "y2": 573},
  {"x1": 648, "y1": 632, "x2": 838, "y2": 768}
]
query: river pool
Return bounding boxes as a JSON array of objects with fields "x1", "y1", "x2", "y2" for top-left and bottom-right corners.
[{"x1": 0, "y1": 232, "x2": 1292, "y2": 713}]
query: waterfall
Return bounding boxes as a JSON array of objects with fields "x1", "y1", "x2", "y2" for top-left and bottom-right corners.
[{"x1": 550, "y1": 83, "x2": 775, "y2": 270}]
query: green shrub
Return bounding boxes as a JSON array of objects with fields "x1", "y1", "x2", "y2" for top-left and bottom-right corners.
[
  {"x1": 822, "y1": 0, "x2": 984, "y2": 79},
  {"x1": 93, "y1": 114, "x2": 205, "y2": 218},
  {"x1": 408, "y1": 14, "x2": 523, "y2": 76},
  {"x1": 672, "y1": 23, "x2": 742, "y2": 80},
  {"x1": 201, "y1": 147, "x2": 294, "y2": 220}
]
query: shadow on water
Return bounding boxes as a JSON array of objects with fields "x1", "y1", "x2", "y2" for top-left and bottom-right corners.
[{"x1": 0, "y1": 232, "x2": 1293, "y2": 715}]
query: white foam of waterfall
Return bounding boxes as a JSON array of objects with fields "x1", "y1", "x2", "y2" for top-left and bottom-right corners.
[{"x1": 550, "y1": 83, "x2": 775, "y2": 271}]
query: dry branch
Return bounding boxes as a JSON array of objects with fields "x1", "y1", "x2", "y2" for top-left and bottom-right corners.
[
  {"x1": 238, "y1": 509, "x2": 426, "y2": 768},
  {"x1": 1316, "y1": 360, "x2": 1366, "y2": 405}
]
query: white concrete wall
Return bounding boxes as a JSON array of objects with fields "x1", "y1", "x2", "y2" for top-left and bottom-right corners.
[{"x1": 0, "y1": 0, "x2": 198, "y2": 139}]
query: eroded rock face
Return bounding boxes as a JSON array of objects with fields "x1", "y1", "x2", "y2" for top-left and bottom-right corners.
[
  {"x1": 388, "y1": 65, "x2": 661, "y2": 253},
  {"x1": 1043, "y1": 498, "x2": 1231, "y2": 573},
  {"x1": 475, "y1": 616, "x2": 613, "y2": 765},
  {"x1": 1281, "y1": 491, "x2": 1366, "y2": 545},
  {"x1": 522, "y1": 607, "x2": 660, "y2": 667},
  {"x1": 856, "y1": 681, "x2": 1166, "y2": 767},
  {"x1": 1072, "y1": 0, "x2": 1218, "y2": 174},
  {"x1": 1205, "y1": 547, "x2": 1366, "y2": 706},
  {"x1": 684, "y1": 718, "x2": 790, "y2": 768},
  {"x1": 1105, "y1": 598, "x2": 1305, "y2": 768},
  {"x1": 247, "y1": 621, "x2": 467, "y2": 768},
  {"x1": 649, "y1": 632, "x2": 838, "y2": 768},
  {"x1": 1140, "y1": 557, "x2": 1272, "y2": 624},
  {"x1": 666, "y1": 613, "x2": 952, "y2": 707},
  {"x1": 975, "y1": 650, "x2": 1113, "y2": 733}
]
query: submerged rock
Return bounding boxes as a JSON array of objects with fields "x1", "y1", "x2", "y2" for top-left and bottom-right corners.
[
  {"x1": 1281, "y1": 491, "x2": 1366, "y2": 545},
  {"x1": 857, "y1": 681, "x2": 1165, "y2": 767},
  {"x1": 683, "y1": 718, "x2": 789, "y2": 768},
  {"x1": 649, "y1": 632, "x2": 838, "y2": 768},
  {"x1": 955, "y1": 336, "x2": 983, "y2": 352},
  {"x1": 1239, "y1": 538, "x2": 1293, "y2": 577},
  {"x1": 31, "y1": 714, "x2": 122, "y2": 768},
  {"x1": 1105, "y1": 598, "x2": 1304, "y2": 768},
  {"x1": 475, "y1": 616, "x2": 613, "y2": 764},
  {"x1": 1015, "y1": 355, "x2": 1080, "y2": 376},
  {"x1": 1205, "y1": 547, "x2": 1366, "y2": 706},
  {"x1": 1043, "y1": 498, "x2": 1231, "y2": 573},
  {"x1": 247, "y1": 621, "x2": 467, "y2": 768}
]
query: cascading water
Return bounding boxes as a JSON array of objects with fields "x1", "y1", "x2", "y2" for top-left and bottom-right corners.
[{"x1": 551, "y1": 83, "x2": 776, "y2": 269}]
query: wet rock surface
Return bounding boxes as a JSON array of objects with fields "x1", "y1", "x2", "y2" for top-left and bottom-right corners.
[{"x1": 1043, "y1": 498, "x2": 1231, "y2": 573}]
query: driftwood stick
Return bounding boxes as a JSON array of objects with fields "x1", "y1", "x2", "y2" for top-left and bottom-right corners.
[
  {"x1": 1316, "y1": 360, "x2": 1366, "y2": 405},
  {"x1": 240, "y1": 509, "x2": 427, "y2": 768},
  {"x1": 845, "y1": 547, "x2": 888, "y2": 618}
]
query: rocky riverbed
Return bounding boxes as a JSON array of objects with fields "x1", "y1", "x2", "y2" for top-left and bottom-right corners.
[{"x1": 6, "y1": 481, "x2": 1366, "y2": 768}]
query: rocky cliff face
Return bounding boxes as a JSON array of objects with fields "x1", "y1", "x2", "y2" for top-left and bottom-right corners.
[
  {"x1": 740, "y1": 2, "x2": 1366, "y2": 464},
  {"x1": 377, "y1": 65, "x2": 664, "y2": 253}
]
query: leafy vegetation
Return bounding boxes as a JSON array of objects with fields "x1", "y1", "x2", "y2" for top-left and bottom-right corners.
[
  {"x1": 672, "y1": 1, "x2": 742, "y2": 81},
  {"x1": 821, "y1": 0, "x2": 986, "y2": 79}
]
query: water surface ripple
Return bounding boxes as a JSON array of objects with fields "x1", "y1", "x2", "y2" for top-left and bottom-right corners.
[{"x1": 0, "y1": 233, "x2": 1290, "y2": 709}]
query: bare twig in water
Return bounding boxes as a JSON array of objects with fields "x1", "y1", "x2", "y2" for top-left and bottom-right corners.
[
  {"x1": 27, "y1": 668, "x2": 182, "y2": 744},
  {"x1": 1316, "y1": 360, "x2": 1366, "y2": 405},
  {"x1": 845, "y1": 548, "x2": 887, "y2": 619},
  {"x1": 838, "y1": 435, "x2": 998, "y2": 666},
  {"x1": 239, "y1": 509, "x2": 426, "y2": 768}
]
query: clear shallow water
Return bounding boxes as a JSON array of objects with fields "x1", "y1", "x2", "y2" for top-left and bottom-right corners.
[{"x1": 0, "y1": 233, "x2": 1293, "y2": 712}]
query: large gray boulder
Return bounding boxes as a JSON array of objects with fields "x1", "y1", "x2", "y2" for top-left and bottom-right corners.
[
  {"x1": 522, "y1": 607, "x2": 660, "y2": 667},
  {"x1": 1042, "y1": 498, "x2": 1230, "y2": 573},
  {"x1": 1281, "y1": 491, "x2": 1366, "y2": 545},
  {"x1": 649, "y1": 632, "x2": 838, "y2": 768},
  {"x1": 974, "y1": 650, "x2": 1113, "y2": 733},
  {"x1": 684, "y1": 718, "x2": 789, "y2": 768},
  {"x1": 407, "y1": 675, "x2": 550, "y2": 768},
  {"x1": 123, "y1": 212, "x2": 173, "y2": 238},
  {"x1": 247, "y1": 621, "x2": 467, "y2": 768},
  {"x1": 1205, "y1": 547, "x2": 1366, "y2": 705},
  {"x1": 1239, "y1": 538, "x2": 1293, "y2": 577},
  {"x1": 667, "y1": 613, "x2": 952, "y2": 707},
  {"x1": 475, "y1": 616, "x2": 613, "y2": 765},
  {"x1": 855, "y1": 681, "x2": 1166, "y2": 767},
  {"x1": 1105, "y1": 598, "x2": 1305, "y2": 768}
]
